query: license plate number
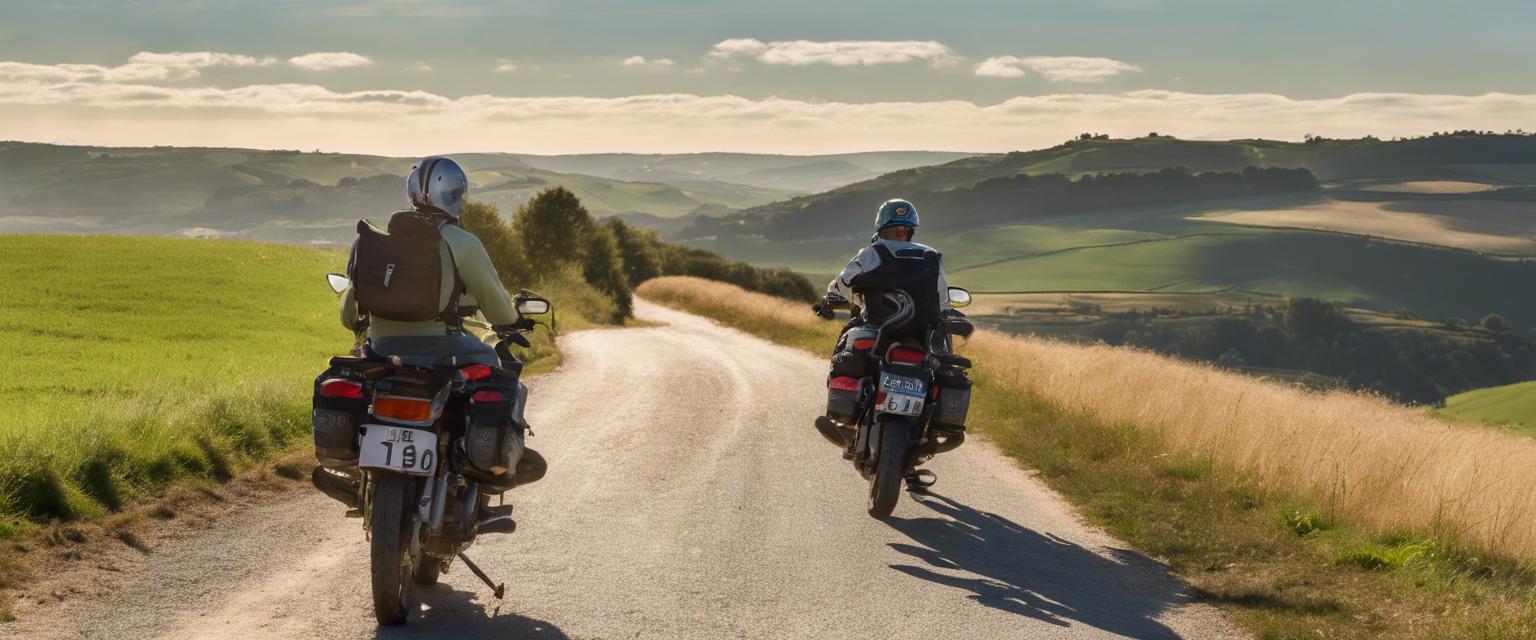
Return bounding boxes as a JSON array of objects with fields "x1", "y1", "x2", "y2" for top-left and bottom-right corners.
[
  {"x1": 879, "y1": 373, "x2": 926, "y2": 416},
  {"x1": 359, "y1": 425, "x2": 438, "y2": 476}
]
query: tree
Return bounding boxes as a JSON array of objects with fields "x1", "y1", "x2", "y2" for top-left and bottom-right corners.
[
  {"x1": 583, "y1": 223, "x2": 631, "y2": 322},
  {"x1": 458, "y1": 200, "x2": 527, "y2": 287},
  {"x1": 605, "y1": 218, "x2": 663, "y2": 286},
  {"x1": 1481, "y1": 313, "x2": 1511, "y2": 333},
  {"x1": 513, "y1": 187, "x2": 593, "y2": 269}
]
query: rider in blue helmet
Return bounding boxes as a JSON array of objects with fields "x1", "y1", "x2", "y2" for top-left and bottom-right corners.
[{"x1": 819, "y1": 198, "x2": 951, "y2": 318}]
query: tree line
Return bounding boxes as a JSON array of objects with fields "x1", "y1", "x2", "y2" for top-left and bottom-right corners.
[
  {"x1": 1067, "y1": 298, "x2": 1536, "y2": 406},
  {"x1": 461, "y1": 187, "x2": 817, "y2": 323}
]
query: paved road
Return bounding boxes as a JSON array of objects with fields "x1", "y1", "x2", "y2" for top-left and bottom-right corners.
[{"x1": 10, "y1": 300, "x2": 1243, "y2": 639}]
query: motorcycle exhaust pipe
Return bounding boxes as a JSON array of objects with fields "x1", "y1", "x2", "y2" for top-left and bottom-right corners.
[
  {"x1": 513, "y1": 448, "x2": 547, "y2": 486},
  {"x1": 814, "y1": 416, "x2": 850, "y2": 447},
  {"x1": 930, "y1": 430, "x2": 965, "y2": 454},
  {"x1": 311, "y1": 466, "x2": 359, "y2": 508}
]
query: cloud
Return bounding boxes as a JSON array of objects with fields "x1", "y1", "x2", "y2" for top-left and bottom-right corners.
[
  {"x1": 622, "y1": 56, "x2": 676, "y2": 69},
  {"x1": 403, "y1": 62, "x2": 432, "y2": 72},
  {"x1": 0, "y1": 51, "x2": 275, "y2": 84},
  {"x1": 288, "y1": 52, "x2": 372, "y2": 71},
  {"x1": 493, "y1": 59, "x2": 519, "y2": 73},
  {"x1": 0, "y1": 55, "x2": 1529, "y2": 153},
  {"x1": 976, "y1": 56, "x2": 1141, "y2": 82},
  {"x1": 707, "y1": 38, "x2": 957, "y2": 67}
]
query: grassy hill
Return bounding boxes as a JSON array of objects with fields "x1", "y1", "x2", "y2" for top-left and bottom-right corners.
[
  {"x1": 504, "y1": 151, "x2": 976, "y2": 192},
  {"x1": 1441, "y1": 381, "x2": 1536, "y2": 435}
]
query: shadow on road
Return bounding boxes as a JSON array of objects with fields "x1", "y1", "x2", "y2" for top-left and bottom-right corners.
[
  {"x1": 373, "y1": 583, "x2": 570, "y2": 640},
  {"x1": 885, "y1": 491, "x2": 1187, "y2": 639}
]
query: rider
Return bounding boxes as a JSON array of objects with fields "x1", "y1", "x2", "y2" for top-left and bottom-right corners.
[
  {"x1": 338, "y1": 156, "x2": 541, "y2": 489},
  {"x1": 816, "y1": 198, "x2": 952, "y2": 347}
]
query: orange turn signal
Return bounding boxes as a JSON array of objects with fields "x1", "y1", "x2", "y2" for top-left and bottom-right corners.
[{"x1": 372, "y1": 395, "x2": 433, "y2": 423}]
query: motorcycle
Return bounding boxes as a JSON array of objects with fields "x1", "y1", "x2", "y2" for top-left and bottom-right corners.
[
  {"x1": 310, "y1": 272, "x2": 554, "y2": 625},
  {"x1": 813, "y1": 286, "x2": 975, "y2": 519}
]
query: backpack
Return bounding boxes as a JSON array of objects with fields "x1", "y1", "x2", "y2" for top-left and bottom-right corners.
[{"x1": 348, "y1": 211, "x2": 462, "y2": 324}]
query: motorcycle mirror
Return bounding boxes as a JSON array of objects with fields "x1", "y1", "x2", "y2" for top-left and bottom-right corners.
[
  {"x1": 947, "y1": 287, "x2": 972, "y2": 308},
  {"x1": 326, "y1": 273, "x2": 351, "y2": 295},
  {"x1": 517, "y1": 298, "x2": 550, "y2": 315}
]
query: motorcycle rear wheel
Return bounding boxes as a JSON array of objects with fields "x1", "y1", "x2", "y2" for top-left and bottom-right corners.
[
  {"x1": 370, "y1": 475, "x2": 417, "y2": 625},
  {"x1": 868, "y1": 418, "x2": 909, "y2": 519}
]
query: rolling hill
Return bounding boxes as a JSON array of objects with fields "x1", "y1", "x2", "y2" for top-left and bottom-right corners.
[
  {"x1": 0, "y1": 143, "x2": 968, "y2": 246},
  {"x1": 1441, "y1": 381, "x2": 1536, "y2": 436},
  {"x1": 673, "y1": 134, "x2": 1536, "y2": 329}
]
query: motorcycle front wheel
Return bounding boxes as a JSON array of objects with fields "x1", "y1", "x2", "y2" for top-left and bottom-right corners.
[
  {"x1": 868, "y1": 417, "x2": 911, "y2": 519},
  {"x1": 370, "y1": 474, "x2": 417, "y2": 625}
]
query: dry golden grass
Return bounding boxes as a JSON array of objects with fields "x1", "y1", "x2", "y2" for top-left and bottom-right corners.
[
  {"x1": 1196, "y1": 199, "x2": 1536, "y2": 254},
  {"x1": 640, "y1": 275, "x2": 1536, "y2": 563}
]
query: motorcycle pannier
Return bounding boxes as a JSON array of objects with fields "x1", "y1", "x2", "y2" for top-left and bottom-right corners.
[
  {"x1": 931, "y1": 367, "x2": 972, "y2": 431},
  {"x1": 464, "y1": 372, "x2": 526, "y2": 477},
  {"x1": 826, "y1": 375, "x2": 861, "y2": 425},
  {"x1": 312, "y1": 371, "x2": 367, "y2": 470},
  {"x1": 349, "y1": 212, "x2": 455, "y2": 322}
]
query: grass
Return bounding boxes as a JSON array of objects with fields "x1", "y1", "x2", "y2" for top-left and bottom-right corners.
[
  {"x1": 638, "y1": 275, "x2": 1536, "y2": 638},
  {"x1": 1441, "y1": 381, "x2": 1536, "y2": 436}
]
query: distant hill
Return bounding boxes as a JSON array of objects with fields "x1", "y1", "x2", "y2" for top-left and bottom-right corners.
[
  {"x1": 0, "y1": 143, "x2": 967, "y2": 246},
  {"x1": 506, "y1": 151, "x2": 976, "y2": 193}
]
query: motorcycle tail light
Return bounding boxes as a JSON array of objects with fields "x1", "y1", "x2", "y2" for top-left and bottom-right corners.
[
  {"x1": 852, "y1": 338, "x2": 876, "y2": 350},
  {"x1": 372, "y1": 395, "x2": 433, "y2": 422},
  {"x1": 828, "y1": 376, "x2": 860, "y2": 391},
  {"x1": 460, "y1": 364, "x2": 493, "y2": 381},
  {"x1": 319, "y1": 378, "x2": 364, "y2": 399},
  {"x1": 888, "y1": 346, "x2": 927, "y2": 365},
  {"x1": 472, "y1": 390, "x2": 505, "y2": 402}
]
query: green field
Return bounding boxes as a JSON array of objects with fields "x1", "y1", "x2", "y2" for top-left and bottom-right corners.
[
  {"x1": 1441, "y1": 381, "x2": 1536, "y2": 436},
  {"x1": 0, "y1": 235, "x2": 350, "y2": 525}
]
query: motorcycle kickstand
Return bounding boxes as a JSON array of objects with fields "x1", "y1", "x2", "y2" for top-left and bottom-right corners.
[{"x1": 457, "y1": 551, "x2": 506, "y2": 599}]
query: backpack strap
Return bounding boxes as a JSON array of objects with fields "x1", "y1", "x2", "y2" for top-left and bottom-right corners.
[{"x1": 437, "y1": 219, "x2": 467, "y2": 331}]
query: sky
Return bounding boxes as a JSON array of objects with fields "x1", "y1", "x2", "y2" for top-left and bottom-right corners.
[{"x1": 2, "y1": 0, "x2": 1534, "y2": 155}]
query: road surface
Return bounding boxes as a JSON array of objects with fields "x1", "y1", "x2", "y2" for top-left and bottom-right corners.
[{"x1": 9, "y1": 299, "x2": 1243, "y2": 639}]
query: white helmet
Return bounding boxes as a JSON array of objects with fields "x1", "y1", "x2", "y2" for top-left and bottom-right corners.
[{"x1": 406, "y1": 156, "x2": 469, "y2": 219}]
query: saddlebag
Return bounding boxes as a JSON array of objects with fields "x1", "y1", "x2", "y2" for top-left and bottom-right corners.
[
  {"x1": 312, "y1": 370, "x2": 367, "y2": 470},
  {"x1": 463, "y1": 369, "x2": 527, "y2": 478},
  {"x1": 826, "y1": 375, "x2": 862, "y2": 425},
  {"x1": 931, "y1": 367, "x2": 972, "y2": 432}
]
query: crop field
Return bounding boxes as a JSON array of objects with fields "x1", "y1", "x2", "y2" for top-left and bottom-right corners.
[
  {"x1": 0, "y1": 235, "x2": 350, "y2": 525},
  {"x1": 1347, "y1": 180, "x2": 1499, "y2": 194},
  {"x1": 1441, "y1": 381, "x2": 1536, "y2": 436},
  {"x1": 1194, "y1": 197, "x2": 1536, "y2": 254}
]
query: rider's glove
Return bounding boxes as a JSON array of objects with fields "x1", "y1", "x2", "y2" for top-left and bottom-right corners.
[{"x1": 812, "y1": 300, "x2": 836, "y2": 319}]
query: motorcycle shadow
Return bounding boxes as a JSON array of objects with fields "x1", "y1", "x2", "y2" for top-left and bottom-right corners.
[
  {"x1": 372, "y1": 582, "x2": 570, "y2": 639},
  {"x1": 884, "y1": 491, "x2": 1188, "y2": 640}
]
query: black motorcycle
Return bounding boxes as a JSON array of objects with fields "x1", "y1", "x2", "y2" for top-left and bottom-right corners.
[
  {"x1": 310, "y1": 273, "x2": 553, "y2": 625},
  {"x1": 814, "y1": 287, "x2": 975, "y2": 519}
]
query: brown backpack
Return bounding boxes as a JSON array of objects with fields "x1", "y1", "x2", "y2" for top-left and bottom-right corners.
[{"x1": 348, "y1": 211, "x2": 461, "y2": 324}]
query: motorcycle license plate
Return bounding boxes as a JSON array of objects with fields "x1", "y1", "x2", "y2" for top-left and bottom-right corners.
[
  {"x1": 879, "y1": 373, "x2": 926, "y2": 416},
  {"x1": 359, "y1": 425, "x2": 438, "y2": 476}
]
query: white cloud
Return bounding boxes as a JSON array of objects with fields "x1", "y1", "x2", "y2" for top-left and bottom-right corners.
[
  {"x1": 707, "y1": 38, "x2": 957, "y2": 66},
  {"x1": 622, "y1": 56, "x2": 676, "y2": 69},
  {"x1": 0, "y1": 66, "x2": 1531, "y2": 156},
  {"x1": 493, "y1": 59, "x2": 519, "y2": 73},
  {"x1": 977, "y1": 56, "x2": 1140, "y2": 82},
  {"x1": 288, "y1": 52, "x2": 372, "y2": 71},
  {"x1": 0, "y1": 51, "x2": 275, "y2": 84},
  {"x1": 404, "y1": 62, "x2": 432, "y2": 72}
]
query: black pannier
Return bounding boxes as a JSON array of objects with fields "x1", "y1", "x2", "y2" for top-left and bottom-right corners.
[
  {"x1": 349, "y1": 212, "x2": 458, "y2": 322},
  {"x1": 826, "y1": 375, "x2": 862, "y2": 425},
  {"x1": 312, "y1": 369, "x2": 367, "y2": 470},
  {"x1": 463, "y1": 368, "x2": 525, "y2": 478},
  {"x1": 931, "y1": 367, "x2": 972, "y2": 432}
]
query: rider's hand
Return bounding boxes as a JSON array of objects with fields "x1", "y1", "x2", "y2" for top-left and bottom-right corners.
[{"x1": 812, "y1": 299, "x2": 836, "y2": 319}]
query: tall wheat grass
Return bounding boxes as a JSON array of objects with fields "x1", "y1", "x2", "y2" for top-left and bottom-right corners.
[{"x1": 640, "y1": 276, "x2": 1536, "y2": 562}]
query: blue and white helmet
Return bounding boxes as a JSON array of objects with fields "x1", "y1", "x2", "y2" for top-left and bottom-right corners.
[
  {"x1": 407, "y1": 156, "x2": 469, "y2": 219},
  {"x1": 874, "y1": 199, "x2": 919, "y2": 236}
]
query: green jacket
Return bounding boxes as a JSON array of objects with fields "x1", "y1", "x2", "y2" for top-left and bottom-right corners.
[{"x1": 340, "y1": 216, "x2": 520, "y2": 338}]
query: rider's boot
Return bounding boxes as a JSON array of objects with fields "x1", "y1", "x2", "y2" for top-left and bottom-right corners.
[{"x1": 905, "y1": 469, "x2": 937, "y2": 492}]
